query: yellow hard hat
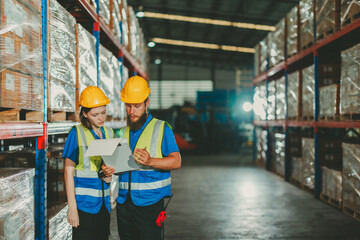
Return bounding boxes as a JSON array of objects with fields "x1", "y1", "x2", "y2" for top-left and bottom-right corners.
[
  {"x1": 121, "y1": 76, "x2": 151, "y2": 103},
  {"x1": 79, "y1": 86, "x2": 110, "y2": 108}
]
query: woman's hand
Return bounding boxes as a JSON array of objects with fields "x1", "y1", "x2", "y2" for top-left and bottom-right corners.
[
  {"x1": 101, "y1": 165, "x2": 115, "y2": 176},
  {"x1": 67, "y1": 206, "x2": 79, "y2": 228},
  {"x1": 103, "y1": 175, "x2": 113, "y2": 183}
]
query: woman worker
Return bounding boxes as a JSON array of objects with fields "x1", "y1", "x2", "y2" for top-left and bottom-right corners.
[{"x1": 63, "y1": 86, "x2": 115, "y2": 240}]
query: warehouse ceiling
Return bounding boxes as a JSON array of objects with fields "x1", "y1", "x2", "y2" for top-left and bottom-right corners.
[{"x1": 128, "y1": 0, "x2": 299, "y2": 70}]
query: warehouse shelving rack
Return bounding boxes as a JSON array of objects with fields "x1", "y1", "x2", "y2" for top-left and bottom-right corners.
[
  {"x1": 0, "y1": 0, "x2": 147, "y2": 239},
  {"x1": 253, "y1": 18, "x2": 360, "y2": 200}
]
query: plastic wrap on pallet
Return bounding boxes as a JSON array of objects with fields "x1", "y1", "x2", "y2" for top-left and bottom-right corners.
[
  {"x1": 320, "y1": 84, "x2": 337, "y2": 118},
  {"x1": 120, "y1": 0, "x2": 129, "y2": 48},
  {"x1": 276, "y1": 77, "x2": 286, "y2": 120},
  {"x1": 342, "y1": 143, "x2": 360, "y2": 213},
  {"x1": 49, "y1": 0, "x2": 76, "y2": 111},
  {"x1": 300, "y1": 0, "x2": 314, "y2": 50},
  {"x1": 0, "y1": 0, "x2": 43, "y2": 111},
  {"x1": 77, "y1": 24, "x2": 97, "y2": 95},
  {"x1": 316, "y1": 0, "x2": 338, "y2": 39},
  {"x1": 0, "y1": 168, "x2": 34, "y2": 240},
  {"x1": 111, "y1": 0, "x2": 122, "y2": 42},
  {"x1": 256, "y1": 128, "x2": 267, "y2": 166},
  {"x1": 48, "y1": 205, "x2": 72, "y2": 240},
  {"x1": 259, "y1": 38, "x2": 268, "y2": 73},
  {"x1": 302, "y1": 65, "x2": 315, "y2": 118},
  {"x1": 254, "y1": 44, "x2": 260, "y2": 76},
  {"x1": 267, "y1": 80, "x2": 276, "y2": 120},
  {"x1": 321, "y1": 167, "x2": 342, "y2": 202},
  {"x1": 127, "y1": 6, "x2": 139, "y2": 59},
  {"x1": 341, "y1": 0, "x2": 360, "y2": 27},
  {"x1": 291, "y1": 157, "x2": 303, "y2": 184},
  {"x1": 287, "y1": 6, "x2": 299, "y2": 57},
  {"x1": 340, "y1": 43, "x2": 360, "y2": 115},
  {"x1": 253, "y1": 83, "x2": 267, "y2": 120},
  {"x1": 99, "y1": 45, "x2": 115, "y2": 117},
  {"x1": 287, "y1": 71, "x2": 299, "y2": 118},
  {"x1": 268, "y1": 19, "x2": 285, "y2": 68},
  {"x1": 302, "y1": 138, "x2": 315, "y2": 189},
  {"x1": 99, "y1": 0, "x2": 111, "y2": 26},
  {"x1": 120, "y1": 65, "x2": 129, "y2": 120},
  {"x1": 112, "y1": 56, "x2": 122, "y2": 119},
  {"x1": 274, "y1": 133, "x2": 285, "y2": 176}
]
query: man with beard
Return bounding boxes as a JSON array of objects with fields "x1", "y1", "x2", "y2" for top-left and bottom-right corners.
[{"x1": 116, "y1": 76, "x2": 181, "y2": 240}]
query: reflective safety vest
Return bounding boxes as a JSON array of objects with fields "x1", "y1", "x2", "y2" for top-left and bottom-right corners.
[
  {"x1": 74, "y1": 124, "x2": 114, "y2": 214},
  {"x1": 117, "y1": 118, "x2": 171, "y2": 206}
]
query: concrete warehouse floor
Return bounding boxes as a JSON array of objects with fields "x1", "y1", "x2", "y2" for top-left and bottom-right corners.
[{"x1": 109, "y1": 148, "x2": 360, "y2": 240}]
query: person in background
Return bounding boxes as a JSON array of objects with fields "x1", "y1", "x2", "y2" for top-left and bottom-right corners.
[
  {"x1": 116, "y1": 76, "x2": 181, "y2": 240},
  {"x1": 63, "y1": 86, "x2": 115, "y2": 240}
]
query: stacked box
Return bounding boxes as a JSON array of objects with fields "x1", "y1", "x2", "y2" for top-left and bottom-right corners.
[
  {"x1": 99, "y1": 45, "x2": 115, "y2": 117},
  {"x1": 341, "y1": 0, "x2": 360, "y2": 27},
  {"x1": 0, "y1": 0, "x2": 43, "y2": 111},
  {"x1": 340, "y1": 43, "x2": 360, "y2": 115},
  {"x1": 49, "y1": 0, "x2": 76, "y2": 112},
  {"x1": 267, "y1": 80, "x2": 276, "y2": 120},
  {"x1": 268, "y1": 18, "x2": 286, "y2": 68},
  {"x1": 120, "y1": 0, "x2": 129, "y2": 48},
  {"x1": 99, "y1": 0, "x2": 112, "y2": 27},
  {"x1": 321, "y1": 167, "x2": 342, "y2": 202},
  {"x1": 316, "y1": 0, "x2": 340, "y2": 39},
  {"x1": 320, "y1": 84, "x2": 338, "y2": 118},
  {"x1": 302, "y1": 138, "x2": 315, "y2": 189},
  {"x1": 291, "y1": 157, "x2": 303, "y2": 183},
  {"x1": 47, "y1": 144, "x2": 66, "y2": 203},
  {"x1": 259, "y1": 38, "x2": 268, "y2": 73},
  {"x1": 48, "y1": 204, "x2": 72, "y2": 240},
  {"x1": 111, "y1": 0, "x2": 122, "y2": 42},
  {"x1": 0, "y1": 168, "x2": 35, "y2": 240},
  {"x1": 256, "y1": 128, "x2": 267, "y2": 166},
  {"x1": 342, "y1": 143, "x2": 360, "y2": 212},
  {"x1": 287, "y1": 71, "x2": 299, "y2": 118},
  {"x1": 111, "y1": 56, "x2": 122, "y2": 119},
  {"x1": 76, "y1": 24, "x2": 97, "y2": 97},
  {"x1": 253, "y1": 82, "x2": 267, "y2": 120},
  {"x1": 274, "y1": 133, "x2": 286, "y2": 177},
  {"x1": 287, "y1": 5, "x2": 299, "y2": 57},
  {"x1": 300, "y1": 0, "x2": 314, "y2": 50},
  {"x1": 276, "y1": 77, "x2": 286, "y2": 120},
  {"x1": 302, "y1": 65, "x2": 315, "y2": 118}
]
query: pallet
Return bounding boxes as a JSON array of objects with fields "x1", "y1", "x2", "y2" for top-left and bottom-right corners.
[
  {"x1": 320, "y1": 193, "x2": 342, "y2": 209},
  {"x1": 316, "y1": 28, "x2": 336, "y2": 41},
  {"x1": 48, "y1": 110, "x2": 76, "y2": 122},
  {"x1": 343, "y1": 206, "x2": 360, "y2": 222},
  {"x1": 299, "y1": 115, "x2": 314, "y2": 121},
  {"x1": 341, "y1": 12, "x2": 360, "y2": 28},
  {"x1": 340, "y1": 113, "x2": 360, "y2": 121},
  {"x1": 301, "y1": 41, "x2": 314, "y2": 51},
  {"x1": 319, "y1": 114, "x2": 340, "y2": 121},
  {"x1": 289, "y1": 178, "x2": 314, "y2": 194},
  {"x1": 0, "y1": 108, "x2": 43, "y2": 122}
]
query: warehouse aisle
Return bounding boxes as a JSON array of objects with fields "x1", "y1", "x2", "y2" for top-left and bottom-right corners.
[{"x1": 110, "y1": 149, "x2": 360, "y2": 240}]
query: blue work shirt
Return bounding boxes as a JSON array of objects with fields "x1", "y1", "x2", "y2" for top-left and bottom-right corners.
[
  {"x1": 129, "y1": 113, "x2": 179, "y2": 156},
  {"x1": 62, "y1": 126, "x2": 107, "y2": 164}
]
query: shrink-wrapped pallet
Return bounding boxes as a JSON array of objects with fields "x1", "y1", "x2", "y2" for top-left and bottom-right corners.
[
  {"x1": 99, "y1": 45, "x2": 115, "y2": 117},
  {"x1": 276, "y1": 77, "x2": 286, "y2": 120},
  {"x1": 120, "y1": 0, "x2": 129, "y2": 47},
  {"x1": 341, "y1": 0, "x2": 360, "y2": 27},
  {"x1": 76, "y1": 24, "x2": 97, "y2": 96},
  {"x1": 302, "y1": 65, "x2": 315, "y2": 118},
  {"x1": 259, "y1": 38, "x2": 268, "y2": 73},
  {"x1": 127, "y1": 6, "x2": 140, "y2": 59},
  {"x1": 316, "y1": 0, "x2": 340, "y2": 39},
  {"x1": 253, "y1": 83, "x2": 267, "y2": 120},
  {"x1": 302, "y1": 138, "x2": 315, "y2": 189},
  {"x1": 320, "y1": 84, "x2": 337, "y2": 118},
  {"x1": 287, "y1": 71, "x2": 299, "y2": 118},
  {"x1": 120, "y1": 65, "x2": 129, "y2": 120},
  {"x1": 111, "y1": 0, "x2": 122, "y2": 42},
  {"x1": 0, "y1": 0, "x2": 43, "y2": 111},
  {"x1": 274, "y1": 133, "x2": 285, "y2": 177},
  {"x1": 340, "y1": 43, "x2": 360, "y2": 115},
  {"x1": 0, "y1": 168, "x2": 34, "y2": 240},
  {"x1": 300, "y1": 0, "x2": 314, "y2": 50},
  {"x1": 49, "y1": 0, "x2": 76, "y2": 111},
  {"x1": 48, "y1": 204, "x2": 72, "y2": 240},
  {"x1": 287, "y1": 6, "x2": 299, "y2": 57},
  {"x1": 267, "y1": 80, "x2": 276, "y2": 120},
  {"x1": 256, "y1": 128, "x2": 267, "y2": 166},
  {"x1": 99, "y1": 0, "x2": 112, "y2": 26},
  {"x1": 321, "y1": 167, "x2": 342, "y2": 202},
  {"x1": 254, "y1": 44, "x2": 260, "y2": 76},
  {"x1": 342, "y1": 143, "x2": 360, "y2": 212},
  {"x1": 112, "y1": 56, "x2": 122, "y2": 119},
  {"x1": 268, "y1": 19, "x2": 285, "y2": 68}
]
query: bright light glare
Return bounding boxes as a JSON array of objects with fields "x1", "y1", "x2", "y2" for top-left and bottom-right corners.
[
  {"x1": 243, "y1": 102, "x2": 252, "y2": 112},
  {"x1": 136, "y1": 11, "x2": 145, "y2": 18},
  {"x1": 147, "y1": 41, "x2": 156, "y2": 48},
  {"x1": 154, "y1": 59, "x2": 162, "y2": 64}
]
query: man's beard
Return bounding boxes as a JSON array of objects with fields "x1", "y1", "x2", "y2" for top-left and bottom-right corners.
[{"x1": 127, "y1": 112, "x2": 147, "y2": 131}]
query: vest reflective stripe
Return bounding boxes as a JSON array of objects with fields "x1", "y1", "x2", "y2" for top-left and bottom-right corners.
[
  {"x1": 119, "y1": 177, "x2": 171, "y2": 190},
  {"x1": 75, "y1": 187, "x2": 111, "y2": 198},
  {"x1": 74, "y1": 170, "x2": 98, "y2": 178},
  {"x1": 150, "y1": 120, "x2": 162, "y2": 158}
]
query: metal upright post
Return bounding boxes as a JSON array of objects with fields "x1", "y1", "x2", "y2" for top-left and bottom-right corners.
[
  {"x1": 314, "y1": 48, "x2": 320, "y2": 199},
  {"x1": 94, "y1": 0, "x2": 100, "y2": 86},
  {"x1": 284, "y1": 64, "x2": 290, "y2": 181},
  {"x1": 265, "y1": 57, "x2": 271, "y2": 171}
]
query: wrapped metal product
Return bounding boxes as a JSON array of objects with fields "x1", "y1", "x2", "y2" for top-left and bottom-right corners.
[
  {"x1": 316, "y1": 0, "x2": 339, "y2": 39},
  {"x1": 120, "y1": 0, "x2": 129, "y2": 47},
  {"x1": 99, "y1": 45, "x2": 115, "y2": 117},
  {"x1": 99, "y1": 0, "x2": 111, "y2": 26},
  {"x1": 0, "y1": 168, "x2": 35, "y2": 240},
  {"x1": 48, "y1": 205, "x2": 72, "y2": 240},
  {"x1": 276, "y1": 77, "x2": 286, "y2": 120},
  {"x1": 259, "y1": 38, "x2": 268, "y2": 73},
  {"x1": 341, "y1": 0, "x2": 360, "y2": 27},
  {"x1": 300, "y1": 0, "x2": 314, "y2": 50},
  {"x1": 127, "y1": 6, "x2": 139, "y2": 58},
  {"x1": 253, "y1": 83, "x2": 267, "y2": 120},
  {"x1": 112, "y1": 55, "x2": 122, "y2": 118},
  {"x1": 320, "y1": 84, "x2": 337, "y2": 118},
  {"x1": 268, "y1": 19, "x2": 285, "y2": 68},
  {"x1": 256, "y1": 128, "x2": 267, "y2": 166},
  {"x1": 302, "y1": 65, "x2": 315, "y2": 118},
  {"x1": 291, "y1": 157, "x2": 303, "y2": 184},
  {"x1": 112, "y1": 0, "x2": 122, "y2": 42},
  {"x1": 49, "y1": 0, "x2": 76, "y2": 111},
  {"x1": 302, "y1": 138, "x2": 315, "y2": 189},
  {"x1": 267, "y1": 80, "x2": 276, "y2": 120},
  {"x1": 321, "y1": 167, "x2": 342, "y2": 202},
  {"x1": 274, "y1": 133, "x2": 285, "y2": 176},
  {"x1": 342, "y1": 143, "x2": 360, "y2": 212},
  {"x1": 340, "y1": 43, "x2": 360, "y2": 115},
  {"x1": 76, "y1": 24, "x2": 97, "y2": 95},
  {"x1": 287, "y1": 71, "x2": 299, "y2": 118},
  {"x1": 287, "y1": 6, "x2": 299, "y2": 57},
  {"x1": 120, "y1": 65, "x2": 129, "y2": 120}
]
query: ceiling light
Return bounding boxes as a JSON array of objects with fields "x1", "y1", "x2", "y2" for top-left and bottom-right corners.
[
  {"x1": 144, "y1": 12, "x2": 276, "y2": 31},
  {"x1": 152, "y1": 38, "x2": 255, "y2": 53},
  {"x1": 147, "y1": 41, "x2": 156, "y2": 47},
  {"x1": 154, "y1": 59, "x2": 162, "y2": 64},
  {"x1": 136, "y1": 11, "x2": 145, "y2": 18}
]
